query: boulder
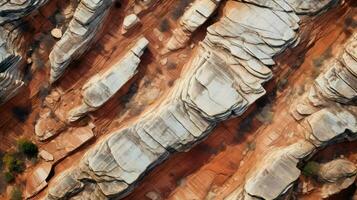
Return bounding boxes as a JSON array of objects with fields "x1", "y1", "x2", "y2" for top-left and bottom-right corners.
[{"x1": 121, "y1": 14, "x2": 140, "y2": 34}]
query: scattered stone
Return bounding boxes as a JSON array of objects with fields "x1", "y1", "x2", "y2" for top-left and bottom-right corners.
[
  {"x1": 160, "y1": 58, "x2": 168, "y2": 65},
  {"x1": 51, "y1": 28, "x2": 62, "y2": 39},
  {"x1": 122, "y1": 14, "x2": 140, "y2": 34},
  {"x1": 39, "y1": 150, "x2": 54, "y2": 162}
]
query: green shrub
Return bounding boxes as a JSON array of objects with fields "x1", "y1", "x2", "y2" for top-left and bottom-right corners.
[
  {"x1": 4, "y1": 172, "x2": 14, "y2": 183},
  {"x1": 10, "y1": 186, "x2": 22, "y2": 200},
  {"x1": 302, "y1": 161, "x2": 320, "y2": 177},
  {"x1": 3, "y1": 153, "x2": 24, "y2": 173},
  {"x1": 17, "y1": 139, "x2": 38, "y2": 158}
]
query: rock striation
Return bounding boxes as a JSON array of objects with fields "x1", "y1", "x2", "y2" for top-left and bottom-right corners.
[
  {"x1": 49, "y1": 0, "x2": 113, "y2": 83},
  {"x1": 166, "y1": 0, "x2": 221, "y2": 51},
  {"x1": 318, "y1": 159, "x2": 357, "y2": 198},
  {"x1": 0, "y1": 0, "x2": 48, "y2": 25},
  {"x1": 67, "y1": 37, "x2": 149, "y2": 122},
  {"x1": 44, "y1": 0, "x2": 341, "y2": 199},
  {"x1": 25, "y1": 162, "x2": 52, "y2": 199},
  {"x1": 225, "y1": 33, "x2": 357, "y2": 200},
  {"x1": 0, "y1": 25, "x2": 24, "y2": 104}
]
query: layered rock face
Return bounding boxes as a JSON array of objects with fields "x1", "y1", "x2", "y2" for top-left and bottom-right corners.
[
  {"x1": 67, "y1": 37, "x2": 149, "y2": 122},
  {"x1": 49, "y1": 0, "x2": 113, "y2": 83},
  {"x1": 45, "y1": 1, "x2": 339, "y2": 199},
  {"x1": 0, "y1": 0, "x2": 48, "y2": 24},
  {"x1": 318, "y1": 159, "x2": 357, "y2": 198},
  {"x1": 166, "y1": 0, "x2": 221, "y2": 51},
  {"x1": 0, "y1": 26, "x2": 24, "y2": 104},
  {"x1": 225, "y1": 33, "x2": 357, "y2": 200}
]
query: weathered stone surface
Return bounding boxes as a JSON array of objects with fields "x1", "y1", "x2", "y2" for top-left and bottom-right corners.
[
  {"x1": 241, "y1": 0, "x2": 338, "y2": 14},
  {"x1": 227, "y1": 28, "x2": 356, "y2": 200},
  {"x1": 319, "y1": 159, "x2": 357, "y2": 198},
  {"x1": 243, "y1": 141, "x2": 314, "y2": 200},
  {"x1": 35, "y1": 109, "x2": 66, "y2": 141},
  {"x1": 0, "y1": 26, "x2": 24, "y2": 104},
  {"x1": 307, "y1": 108, "x2": 357, "y2": 143},
  {"x1": 49, "y1": 0, "x2": 113, "y2": 83},
  {"x1": 25, "y1": 162, "x2": 52, "y2": 199},
  {"x1": 42, "y1": 125, "x2": 95, "y2": 162},
  {"x1": 166, "y1": 0, "x2": 221, "y2": 51},
  {"x1": 51, "y1": 28, "x2": 63, "y2": 39},
  {"x1": 45, "y1": 1, "x2": 340, "y2": 199},
  {"x1": 67, "y1": 37, "x2": 149, "y2": 122},
  {"x1": 121, "y1": 14, "x2": 140, "y2": 34},
  {"x1": 0, "y1": 0, "x2": 48, "y2": 24},
  {"x1": 39, "y1": 149, "x2": 54, "y2": 162}
]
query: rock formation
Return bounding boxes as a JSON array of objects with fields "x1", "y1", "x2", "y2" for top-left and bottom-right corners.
[
  {"x1": 44, "y1": 1, "x2": 340, "y2": 199},
  {"x1": 166, "y1": 0, "x2": 221, "y2": 51},
  {"x1": 0, "y1": 0, "x2": 48, "y2": 24},
  {"x1": 49, "y1": 0, "x2": 113, "y2": 83},
  {"x1": 225, "y1": 32, "x2": 357, "y2": 200},
  {"x1": 67, "y1": 37, "x2": 149, "y2": 122},
  {"x1": 0, "y1": 25, "x2": 24, "y2": 104},
  {"x1": 319, "y1": 159, "x2": 357, "y2": 198}
]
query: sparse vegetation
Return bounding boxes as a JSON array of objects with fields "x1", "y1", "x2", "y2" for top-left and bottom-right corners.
[
  {"x1": 17, "y1": 139, "x2": 39, "y2": 159},
  {"x1": 4, "y1": 172, "x2": 15, "y2": 183},
  {"x1": 120, "y1": 82, "x2": 138, "y2": 104},
  {"x1": 344, "y1": 16, "x2": 357, "y2": 35},
  {"x1": 3, "y1": 153, "x2": 25, "y2": 173},
  {"x1": 12, "y1": 106, "x2": 31, "y2": 123},
  {"x1": 312, "y1": 46, "x2": 332, "y2": 69},
  {"x1": 256, "y1": 103, "x2": 274, "y2": 124},
  {"x1": 10, "y1": 186, "x2": 22, "y2": 200},
  {"x1": 159, "y1": 18, "x2": 170, "y2": 32},
  {"x1": 277, "y1": 78, "x2": 288, "y2": 91},
  {"x1": 171, "y1": 0, "x2": 192, "y2": 20},
  {"x1": 302, "y1": 161, "x2": 320, "y2": 177}
]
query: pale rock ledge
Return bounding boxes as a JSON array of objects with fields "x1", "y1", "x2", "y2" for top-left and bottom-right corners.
[{"x1": 67, "y1": 37, "x2": 149, "y2": 122}]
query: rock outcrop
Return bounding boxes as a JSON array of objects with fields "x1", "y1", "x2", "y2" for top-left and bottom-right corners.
[
  {"x1": 166, "y1": 0, "x2": 221, "y2": 51},
  {"x1": 225, "y1": 32, "x2": 357, "y2": 200},
  {"x1": 67, "y1": 37, "x2": 149, "y2": 122},
  {"x1": 0, "y1": 0, "x2": 48, "y2": 25},
  {"x1": 49, "y1": 0, "x2": 113, "y2": 83},
  {"x1": 44, "y1": 1, "x2": 339, "y2": 199},
  {"x1": 0, "y1": 25, "x2": 24, "y2": 104},
  {"x1": 25, "y1": 162, "x2": 52, "y2": 199}
]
